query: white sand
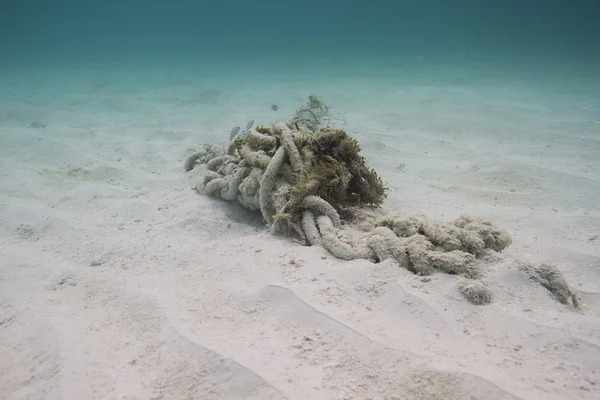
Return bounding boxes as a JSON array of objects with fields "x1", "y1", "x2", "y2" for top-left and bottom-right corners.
[{"x1": 1, "y1": 63, "x2": 599, "y2": 400}]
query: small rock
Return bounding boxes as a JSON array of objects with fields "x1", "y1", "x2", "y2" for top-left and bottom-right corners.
[
  {"x1": 48, "y1": 271, "x2": 77, "y2": 290},
  {"x1": 90, "y1": 259, "x2": 104, "y2": 267},
  {"x1": 15, "y1": 224, "x2": 36, "y2": 239},
  {"x1": 585, "y1": 377, "x2": 596, "y2": 385},
  {"x1": 28, "y1": 121, "x2": 46, "y2": 129}
]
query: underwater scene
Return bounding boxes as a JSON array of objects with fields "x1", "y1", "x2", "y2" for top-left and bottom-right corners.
[{"x1": 1, "y1": 1, "x2": 599, "y2": 399}]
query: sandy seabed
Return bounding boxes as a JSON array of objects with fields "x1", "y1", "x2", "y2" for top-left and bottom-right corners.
[{"x1": 1, "y1": 62, "x2": 599, "y2": 400}]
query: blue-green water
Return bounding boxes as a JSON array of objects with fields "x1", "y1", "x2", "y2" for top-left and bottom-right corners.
[
  {"x1": 2, "y1": 0, "x2": 599, "y2": 67},
  {"x1": 1, "y1": 4, "x2": 600, "y2": 400}
]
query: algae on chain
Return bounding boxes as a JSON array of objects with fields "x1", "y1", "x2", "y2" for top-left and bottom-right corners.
[
  {"x1": 247, "y1": 130, "x2": 277, "y2": 151},
  {"x1": 259, "y1": 146, "x2": 286, "y2": 225},
  {"x1": 188, "y1": 96, "x2": 386, "y2": 233},
  {"x1": 457, "y1": 279, "x2": 493, "y2": 305},
  {"x1": 255, "y1": 125, "x2": 272, "y2": 134},
  {"x1": 238, "y1": 143, "x2": 271, "y2": 169},
  {"x1": 184, "y1": 96, "x2": 520, "y2": 308},
  {"x1": 454, "y1": 215, "x2": 512, "y2": 252},
  {"x1": 301, "y1": 195, "x2": 342, "y2": 229},
  {"x1": 518, "y1": 263, "x2": 580, "y2": 308},
  {"x1": 184, "y1": 144, "x2": 222, "y2": 172},
  {"x1": 316, "y1": 215, "x2": 375, "y2": 261},
  {"x1": 367, "y1": 226, "x2": 410, "y2": 267},
  {"x1": 302, "y1": 210, "x2": 322, "y2": 246},
  {"x1": 233, "y1": 135, "x2": 248, "y2": 150},
  {"x1": 191, "y1": 96, "x2": 387, "y2": 216},
  {"x1": 376, "y1": 214, "x2": 510, "y2": 257}
]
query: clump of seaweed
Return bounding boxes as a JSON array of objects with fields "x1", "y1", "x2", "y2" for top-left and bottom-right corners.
[
  {"x1": 185, "y1": 95, "x2": 514, "y2": 305},
  {"x1": 519, "y1": 263, "x2": 580, "y2": 309},
  {"x1": 281, "y1": 127, "x2": 388, "y2": 223},
  {"x1": 289, "y1": 94, "x2": 330, "y2": 132}
]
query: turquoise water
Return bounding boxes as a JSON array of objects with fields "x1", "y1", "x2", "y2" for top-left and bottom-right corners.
[
  {"x1": 2, "y1": 1, "x2": 599, "y2": 68},
  {"x1": 1, "y1": 4, "x2": 600, "y2": 399}
]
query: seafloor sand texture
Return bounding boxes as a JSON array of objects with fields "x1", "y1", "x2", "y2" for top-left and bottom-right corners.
[{"x1": 1, "y1": 64, "x2": 599, "y2": 400}]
